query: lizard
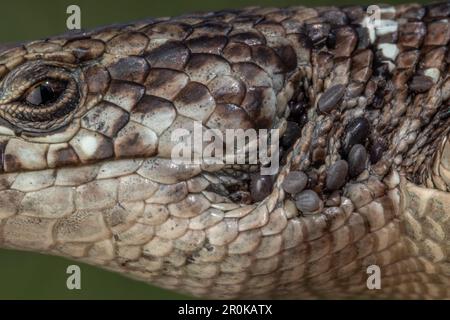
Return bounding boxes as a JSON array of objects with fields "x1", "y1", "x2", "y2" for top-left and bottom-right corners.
[{"x1": 0, "y1": 2, "x2": 449, "y2": 299}]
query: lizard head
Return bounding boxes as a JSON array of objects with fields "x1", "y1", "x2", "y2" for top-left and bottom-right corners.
[
  {"x1": 0, "y1": 20, "x2": 298, "y2": 299},
  {"x1": 0, "y1": 3, "x2": 450, "y2": 299}
]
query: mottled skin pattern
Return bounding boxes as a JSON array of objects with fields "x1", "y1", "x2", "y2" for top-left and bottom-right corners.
[{"x1": 0, "y1": 3, "x2": 450, "y2": 299}]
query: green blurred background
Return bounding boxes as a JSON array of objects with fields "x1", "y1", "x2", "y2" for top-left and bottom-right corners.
[{"x1": 0, "y1": 0, "x2": 428, "y2": 300}]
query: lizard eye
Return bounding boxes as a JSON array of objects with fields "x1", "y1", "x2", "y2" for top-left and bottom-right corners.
[
  {"x1": 25, "y1": 79, "x2": 67, "y2": 106},
  {"x1": 0, "y1": 61, "x2": 82, "y2": 133}
]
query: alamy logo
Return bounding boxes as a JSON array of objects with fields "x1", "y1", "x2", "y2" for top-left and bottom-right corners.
[
  {"x1": 171, "y1": 122, "x2": 280, "y2": 175},
  {"x1": 66, "y1": 265, "x2": 81, "y2": 290},
  {"x1": 66, "y1": 5, "x2": 81, "y2": 30},
  {"x1": 366, "y1": 5, "x2": 381, "y2": 28},
  {"x1": 366, "y1": 265, "x2": 381, "y2": 290}
]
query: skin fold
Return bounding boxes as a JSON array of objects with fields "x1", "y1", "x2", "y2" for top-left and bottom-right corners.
[{"x1": 0, "y1": 2, "x2": 449, "y2": 299}]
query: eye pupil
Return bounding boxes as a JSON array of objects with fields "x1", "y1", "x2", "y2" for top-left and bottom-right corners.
[{"x1": 25, "y1": 80, "x2": 66, "y2": 106}]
